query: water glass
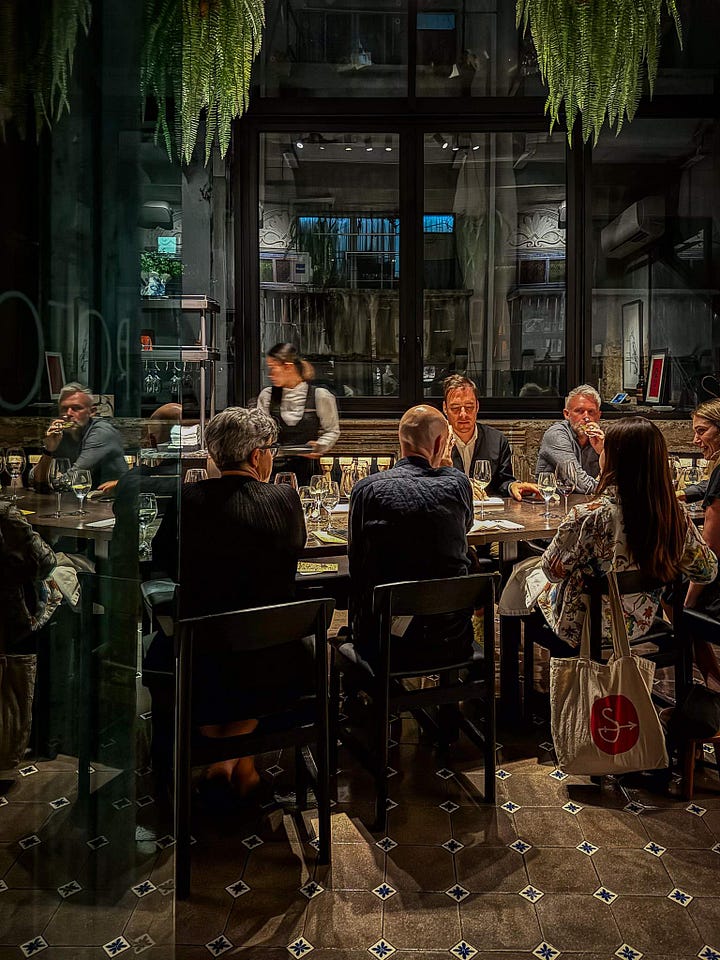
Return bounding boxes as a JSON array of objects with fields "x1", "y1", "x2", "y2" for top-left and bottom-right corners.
[
  {"x1": 320, "y1": 481, "x2": 340, "y2": 530},
  {"x1": 537, "y1": 471, "x2": 557, "y2": 520},
  {"x1": 6, "y1": 447, "x2": 26, "y2": 503},
  {"x1": 70, "y1": 468, "x2": 92, "y2": 516},
  {"x1": 138, "y1": 492, "x2": 158, "y2": 560},
  {"x1": 472, "y1": 459, "x2": 492, "y2": 519},
  {"x1": 555, "y1": 460, "x2": 578, "y2": 514},
  {"x1": 274, "y1": 472, "x2": 298, "y2": 490},
  {"x1": 184, "y1": 468, "x2": 208, "y2": 484},
  {"x1": 42, "y1": 458, "x2": 72, "y2": 518},
  {"x1": 298, "y1": 486, "x2": 315, "y2": 532}
]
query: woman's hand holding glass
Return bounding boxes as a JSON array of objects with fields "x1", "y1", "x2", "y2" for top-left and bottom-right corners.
[{"x1": 70, "y1": 468, "x2": 92, "y2": 516}]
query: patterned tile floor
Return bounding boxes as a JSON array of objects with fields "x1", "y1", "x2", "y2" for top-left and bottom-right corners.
[{"x1": 1, "y1": 667, "x2": 719, "y2": 958}]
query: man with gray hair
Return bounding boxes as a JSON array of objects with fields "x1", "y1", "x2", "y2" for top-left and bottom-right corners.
[
  {"x1": 535, "y1": 384, "x2": 605, "y2": 494},
  {"x1": 347, "y1": 404, "x2": 475, "y2": 671},
  {"x1": 34, "y1": 382, "x2": 127, "y2": 488}
]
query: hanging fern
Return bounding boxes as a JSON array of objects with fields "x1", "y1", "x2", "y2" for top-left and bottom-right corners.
[
  {"x1": 0, "y1": 0, "x2": 91, "y2": 139},
  {"x1": 516, "y1": 0, "x2": 682, "y2": 145},
  {"x1": 142, "y1": 0, "x2": 264, "y2": 165}
]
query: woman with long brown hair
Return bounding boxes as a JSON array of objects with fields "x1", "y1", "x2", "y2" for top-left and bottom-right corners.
[{"x1": 535, "y1": 416, "x2": 716, "y2": 649}]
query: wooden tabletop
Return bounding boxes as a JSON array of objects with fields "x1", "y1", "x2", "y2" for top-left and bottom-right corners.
[
  {"x1": 466, "y1": 495, "x2": 588, "y2": 548},
  {"x1": 17, "y1": 490, "x2": 116, "y2": 542}
]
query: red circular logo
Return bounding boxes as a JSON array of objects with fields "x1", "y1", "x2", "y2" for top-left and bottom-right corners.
[{"x1": 590, "y1": 695, "x2": 640, "y2": 755}]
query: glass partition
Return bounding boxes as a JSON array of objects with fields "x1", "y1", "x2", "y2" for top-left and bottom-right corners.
[
  {"x1": 423, "y1": 130, "x2": 566, "y2": 399},
  {"x1": 258, "y1": 131, "x2": 401, "y2": 398}
]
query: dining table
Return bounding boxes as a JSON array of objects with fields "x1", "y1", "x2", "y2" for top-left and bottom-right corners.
[{"x1": 14, "y1": 490, "x2": 117, "y2": 554}]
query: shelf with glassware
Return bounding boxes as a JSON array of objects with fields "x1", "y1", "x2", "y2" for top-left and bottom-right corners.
[{"x1": 139, "y1": 296, "x2": 220, "y2": 447}]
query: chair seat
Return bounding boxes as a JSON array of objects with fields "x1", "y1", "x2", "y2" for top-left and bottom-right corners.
[{"x1": 334, "y1": 638, "x2": 485, "y2": 682}]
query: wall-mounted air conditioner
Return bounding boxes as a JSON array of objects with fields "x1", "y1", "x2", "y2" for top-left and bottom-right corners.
[
  {"x1": 600, "y1": 196, "x2": 665, "y2": 259},
  {"x1": 260, "y1": 252, "x2": 311, "y2": 284}
]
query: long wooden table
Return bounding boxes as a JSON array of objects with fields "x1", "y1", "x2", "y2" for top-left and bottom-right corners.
[{"x1": 16, "y1": 490, "x2": 116, "y2": 545}]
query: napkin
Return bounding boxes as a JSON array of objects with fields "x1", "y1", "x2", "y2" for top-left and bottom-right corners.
[
  {"x1": 83, "y1": 518, "x2": 116, "y2": 529},
  {"x1": 298, "y1": 562, "x2": 339, "y2": 576},
  {"x1": 473, "y1": 497, "x2": 504, "y2": 507},
  {"x1": 312, "y1": 531, "x2": 347, "y2": 545},
  {"x1": 471, "y1": 518, "x2": 524, "y2": 533}
]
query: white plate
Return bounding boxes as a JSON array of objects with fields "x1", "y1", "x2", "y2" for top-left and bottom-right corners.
[{"x1": 473, "y1": 497, "x2": 504, "y2": 507}]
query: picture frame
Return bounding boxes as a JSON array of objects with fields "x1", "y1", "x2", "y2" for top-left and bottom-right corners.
[
  {"x1": 621, "y1": 299, "x2": 643, "y2": 391},
  {"x1": 45, "y1": 352, "x2": 66, "y2": 400},
  {"x1": 646, "y1": 351, "x2": 668, "y2": 404}
]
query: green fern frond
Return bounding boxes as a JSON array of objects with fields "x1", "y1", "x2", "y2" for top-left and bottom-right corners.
[{"x1": 516, "y1": 0, "x2": 682, "y2": 146}]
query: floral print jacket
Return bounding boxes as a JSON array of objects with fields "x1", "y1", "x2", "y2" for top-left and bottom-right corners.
[{"x1": 536, "y1": 490, "x2": 718, "y2": 648}]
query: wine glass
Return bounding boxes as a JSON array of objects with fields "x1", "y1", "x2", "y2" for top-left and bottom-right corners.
[
  {"x1": 6, "y1": 447, "x2": 26, "y2": 504},
  {"x1": 320, "y1": 480, "x2": 340, "y2": 530},
  {"x1": 668, "y1": 457, "x2": 683, "y2": 491},
  {"x1": 298, "y1": 486, "x2": 315, "y2": 532},
  {"x1": 184, "y1": 468, "x2": 208, "y2": 483},
  {"x1": 555, "y1": 460, "x2": 577, "y2": 515},
  {"x1": 308, "y1": 475, "x2": 327, "y2": 524},
  {"x1": 274, "y1": 472, "x2": 298, "y2": 490},
  {"x1": 472, "y1": 459, "x2": 492, "y2": 520},
  {"x1": 537, "y1": 471, "x2": 557, "y2": 520},
  {"x1": 70, "y1": 468, "x2": 92, "y2": 516},
  {"x1": 138, "y1": 492, "x2": 158, "y2": 560},
  {"x1": 41, "y1": 458, "x2": 72, "y2": 518}
]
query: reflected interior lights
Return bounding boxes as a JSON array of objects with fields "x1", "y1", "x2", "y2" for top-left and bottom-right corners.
[{"x1": 433, "y1": 133, "x2": 449, "y2": 149}]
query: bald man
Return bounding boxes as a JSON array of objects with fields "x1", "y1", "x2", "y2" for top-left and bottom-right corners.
[{"x1": 347, "y1": 405, "x2": 475, "y2": 671}]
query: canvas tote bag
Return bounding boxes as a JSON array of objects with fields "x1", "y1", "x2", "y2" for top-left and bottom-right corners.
[
  {"x1": 0, "y1": 655, "x2": 37, "y2": 769},
  {"x1": 550, "y1": 572, "x2": 668, "y2": 775}
]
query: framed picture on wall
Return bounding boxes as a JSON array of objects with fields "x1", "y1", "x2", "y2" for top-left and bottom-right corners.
[
  {"x1": 646, "y1": 351, "x2": 668, "y2": 404},
  {"x1": 45, "y1": 352, "x2": 66, "y2": 400},
  {"x1": 621, "y1": 299, "x2": 643, "y2": 390}
]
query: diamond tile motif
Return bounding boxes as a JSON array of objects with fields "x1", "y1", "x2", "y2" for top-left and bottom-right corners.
[
  {"x1": 576, "y1": 840, "x2": 599, "y2": 856},
  {"x1": 87, "y1": 835, "x2": 109, "y2": 850},
  {"x1": 644, "y1": 841, "x2": 666, "y2": 857},
  {"x1": 624, "y1": 801, "x2": 644, "y2": 815},
  {"x1": 131, "y1": 880, "x2": 156, "y2": 898},
  {"x1": 445, "y1": 884, "x2": 470, "y2": 902},
  {"x1": 372, "y1": 882, "x2": 397, "y2": 901},
  {"x1": 155, "y1": 834, "x2": 175, "y2": 850},
  {"x1": 376, "y1": 837, "x2": 398, "y2": 852},
  {"x1": 0, "y1": 880, "x2": 8, "y2": 892},
  {"x1": 49, "y1": 797, "x2": 70, "y2": 810},
  {"x1": 112, "y1": 798, "x2": 132, "y2": 811},
  {"x1": 509, "y1": 839, "x2": 533, "y2": 855},
  {"x1": 439, "y1": 800, "x2": 459, "y2": 813},
  {"x1": 668, "y1": 887, "x2": 693, "y2": 907},
  {"x1": 57, "y1": 880, "x2": 82, "y2": 899},
  {"x1": 135, "y1": 766, "x2": 152, "y2": 777},
  {"x1": 442, "y1": 838, "x2": 464, "y2": 854},
  {"x1": 501, "y1": 800, "x2": 521, "y2": 814},
  {"x1": 519, "y1": 884, "x2": 545, "y2": 903},
  {"x1": 698, "y1": 947, "x2": 720, "y2": 960},
  {"x1": 308, "y1": 838, "x2": 321, "y2": 852},
  {"x1": 136, "y1": 795, "x2": 154, "y2": 807},
  {"x1": 18, "y1": 765, "x2": 38, "y2": 777},
  {"x1": 0, "y1": 796, "x2": 7, "y2": 806},
  {"x1": 496, "y1": 768, "x2": 512, "y2": 780},
  {"x1": 549, "y1": 769, "x2": 568, "y2": 781},
  {"x1": 615, "y1": 944, "x2": 643, "y2": 960},
  {"x1": 241, "y1": 834, "x2": 264, "y2": 850},
  {"x1": 265, "y1": 764, "x2": 283, "y2": 777},
  {"x1": 102, "y1": 936, "x2": 131, "y2": 956},
  {"x1": 388, "y1": 738, "x2": 398, "y2": 749},
  {"x1": 686, "y1": 803, "x2": 707, "y2": 817},
  {"x1": 129, "y1": 934, "x2": 154, "y2": 954},
  {"x1": 19, "y1": 936, "x2": 48, "y2": 956},
  {"x1": 386, "y1": 766, "x2": 397, "y2": 779},
  {"x1": 712, "y1": 843, "x2": 720, "y2": 855},
  {"x1": 205, "y1": 934, "x2": 233, "y2": 956},
  {"x1": 288, "y1": 938, "x2": 315, "y2": 957},
  {"x1": 593, "y1": 886, "x2": 618, "y2": 904},
  {"x1": 225, "y1": 879, "x2": 250, "y2": 898},
  {"x1": 562, "y1": 801, "x2": 583, "y2": 815},
  {"x1": 156, "y1": 879, "x2": 175, "y2": 896},
  {"x1": 533, "y1": 942, "x2": 560, "y2": 960},
  {"x1": 300, "y1": 880, "x2": 324, "y2": 900},
  {"x1": 139, "y1": 711, "x2": 152, "y2": 720},
  {"x1": 450, "y1": 942, "x2": 478, "y2": 960},
  {"x1": 539, "y1": 741, "x2": 554, "y2": 751},
  {"x1": 385, "y1": 798, "x2": 398, "y2": 811},
  {"x1": 18, "y1": 835, "x2": 41, "y2": 850},
  {"x1": 436, "y1": 767, "x2": 455, "y2": 779},
  {"x1": 368, "y1": 940, "x2": 396, "y2": 958}
]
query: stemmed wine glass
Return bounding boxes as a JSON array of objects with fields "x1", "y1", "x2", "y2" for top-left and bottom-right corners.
[
  {"x1": 298, "y1": 486, "x2": 314, "y2": 533},
  {"x1": 537, "y1": 471, "x2": 557, "y2": 520},
  {"x1": 472, "y1": 460, "x2": 492, "y2": 520},
  {"x1": 6, "y1": 447, "x2": 26, "y2": 504},
  {"x1": 668, "y1": 457, "x2": 683, "y2": 491},
  {"x1": 41, "y1": 458, "x2": 72, "y2": 518},
  {"x1": 320, "y1": 480, "x2": 340, "y2": 530},
  {"x1": 555, "y1": 460, "x2": 578, "y2": 515},
  {"x1": 70, "y1": 468, "x2": 92, "y2": 516},
  {"x1": 184, "y1": 468, "x2": 208, "y2": 483},
  {"x1": 138, "y1": 492, "x2": 158, "y2": 560},
  {"x1": 309, "y1": 474, "x2": 328, "y2": 526},
  {"x1": 274, "y1": 472, "x2": 298, "y2": 490}
]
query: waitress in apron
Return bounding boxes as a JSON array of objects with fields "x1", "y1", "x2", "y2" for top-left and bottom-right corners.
[{"x1": 257, "y1": 343, "x2": 340, "y2": 485}]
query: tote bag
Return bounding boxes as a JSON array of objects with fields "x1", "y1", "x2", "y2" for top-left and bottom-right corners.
[{"x1": 550, "y1": 572, "x2": 668, "y2": 775}]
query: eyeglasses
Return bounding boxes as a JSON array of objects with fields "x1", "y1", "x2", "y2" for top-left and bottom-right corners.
[{"x1": 260, "y1": 443, "x2": 280, "y2": 458}]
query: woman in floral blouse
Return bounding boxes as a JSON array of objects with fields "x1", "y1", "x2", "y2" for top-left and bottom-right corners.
[{"x1": 536, "y1": 416, "x2": 717, "y2": 650}]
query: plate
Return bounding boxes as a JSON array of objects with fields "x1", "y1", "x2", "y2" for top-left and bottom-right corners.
[{"x1": 277, "y1": 445, "x2": 314, "y2": 455}]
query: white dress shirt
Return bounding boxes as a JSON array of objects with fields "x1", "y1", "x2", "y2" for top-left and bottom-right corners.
[
  {"x1": 257, "y1": 382, "x2": 340, "y2": 452},
  {"x1": 453, "y1": 427, "x2": 478, "y2": 476}
]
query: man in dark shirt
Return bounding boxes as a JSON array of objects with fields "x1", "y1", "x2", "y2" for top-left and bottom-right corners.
[
  {"x1": 33, "y1": 382, "x2": 128, "y2": 488},
  {"x1": 535, "y1": 384, "x2": 605, "y2": 493},
  {"x1": 348, "y1": 404, "x2": 474, "y2": 670},
  {"x1": 442, "y1": 375, "x2": 539, "y2": 500}
]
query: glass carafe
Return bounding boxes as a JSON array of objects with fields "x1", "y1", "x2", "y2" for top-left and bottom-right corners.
[{"x1": 339, "y1": 458, "x2": 363, "y2": 498}]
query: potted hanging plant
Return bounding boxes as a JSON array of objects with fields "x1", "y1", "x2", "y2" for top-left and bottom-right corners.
[
  {"x1": 516, "y1": 0, "x2": 683, "y2": 144},
  {"x1": 140, "y1": 251, "x2": 184, "y2": 297}
]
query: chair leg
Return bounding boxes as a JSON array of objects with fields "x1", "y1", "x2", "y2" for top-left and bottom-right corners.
[
  {"x1": 316, "y1": 734, "x2": 331, "y2": 868},
  {"x1": 522, "y1": 631, "x2": 535, "y2": 721},
  {"x1": 295, "y1": 746, "x2": 309, "y2": 809},
  {"x1": 374, "y1": 697, "x2": 390, "y2": 830},
  {"x1": 328, "y1": 648, "x2": 341, "y2": 799},
  {"x1": 682, "y1": 742, "x2": 696, "y2": 801}
]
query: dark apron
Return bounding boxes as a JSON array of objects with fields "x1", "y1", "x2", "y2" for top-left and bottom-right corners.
[{"x1": 270, "y1": 384, "x2": 321, "y2": 486}]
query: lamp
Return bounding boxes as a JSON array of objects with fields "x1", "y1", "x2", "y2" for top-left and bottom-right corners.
[{"x1": 433, "y1": 133, "x2": 449, "y2": 149}]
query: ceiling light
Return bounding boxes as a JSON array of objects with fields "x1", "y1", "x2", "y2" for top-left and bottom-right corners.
[
  {"x1": 296, "y1": 140, "x2": 304, "y2": 149},
  {"x1": 433, "y1": 133, "x2": 449, "y2": 150},
  {"x1": 384, "y1": 136, "x2": 393, "y2": 152}
]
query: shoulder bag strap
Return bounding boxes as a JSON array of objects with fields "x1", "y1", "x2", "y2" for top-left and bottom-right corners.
[{"x1": 606, "y1": 570, "x2": 632, "y2": 659}]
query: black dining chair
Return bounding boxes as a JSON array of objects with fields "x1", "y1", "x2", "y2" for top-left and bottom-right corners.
[
  {"x1": 329, "y1": 573, "x2": 497, "y2": 827},
  {"x1": 677, "y1": 608, "x2": 720, "y2": 799},
  {"x1": 174, "y1": 597, "x2": 335, "y2": 899}
]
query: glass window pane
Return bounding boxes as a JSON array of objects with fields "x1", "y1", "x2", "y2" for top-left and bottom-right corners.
[
  {"x1": 591, "y1": 118, "x2": 719, "y2": 409},
  {"x1": 423, "y1": 132, "x2": 566, "y2": 399},
  {"x1": 254, "y1": 0, "x2": 408, "y2": 98},
  {"x1": 416, "y1": 0, "x2": 546, "y2": 97},
  {"x1": 259, "y1": 133, "x2": 400, "y2": 397}
]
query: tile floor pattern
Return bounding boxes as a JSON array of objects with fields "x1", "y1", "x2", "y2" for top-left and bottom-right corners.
[{"x1": 1, "y1": 702, "x2": 720, "y2": 957}]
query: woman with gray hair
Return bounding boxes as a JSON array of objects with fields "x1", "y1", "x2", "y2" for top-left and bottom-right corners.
[{"x1": 176, "y1": 406, "x2": 307, "y2": 804}]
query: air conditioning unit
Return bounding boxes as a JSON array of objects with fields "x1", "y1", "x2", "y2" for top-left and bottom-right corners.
[
  {"x1": 260, "y1": 252, "x2": 311, "y2": 284},
  {"x1": 600, "y1": 196, "x2": 665, "y2": 259}
]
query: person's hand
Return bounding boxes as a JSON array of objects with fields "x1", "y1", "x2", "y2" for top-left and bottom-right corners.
[
  {"x1": 509, "y1": 481, "x2": 542, "y2": 501},
  {"x1": 44, "y1": 419, "x2": 68, "y2": 452},
  {"x1": 301, "y1": 441, "x2": 323, "y2": 459},
  {"x1": 97, "y1": 479, "x2": 119, "y2": 495},
  {"x1": 583, "y1": 422, "x2": 605, "y2": 454}
]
